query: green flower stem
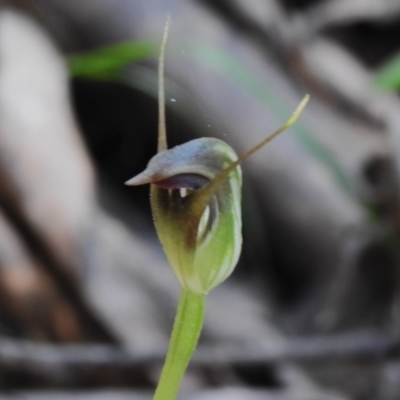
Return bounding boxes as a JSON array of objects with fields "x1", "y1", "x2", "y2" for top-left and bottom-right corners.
[{"x1": 153, "y1": 289, "x2": 206, "y2": 400}]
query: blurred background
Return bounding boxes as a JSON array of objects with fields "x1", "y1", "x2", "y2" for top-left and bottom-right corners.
[{"x1": 1, "y1": 0, "x2": 400, "y2": 399}]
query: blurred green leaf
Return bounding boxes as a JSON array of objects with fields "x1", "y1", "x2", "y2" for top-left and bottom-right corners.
[
  {"x1": 375, "y1": 52, "x2": 400, "y2": 90},
  {"x1": 68, "y1": 41, "x2": 157, "y2": 80}
]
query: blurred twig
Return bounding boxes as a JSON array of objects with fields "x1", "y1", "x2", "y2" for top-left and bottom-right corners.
[{"x1": 0, "y1": 329, "x2": 393, "y2": 377}]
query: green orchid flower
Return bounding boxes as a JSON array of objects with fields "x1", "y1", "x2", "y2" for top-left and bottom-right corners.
[{"x1": 126, "y1": 17, "x2": 309, "y2": 400}]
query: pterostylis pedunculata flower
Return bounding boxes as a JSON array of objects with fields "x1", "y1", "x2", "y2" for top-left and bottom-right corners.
[{"x1": 126, "y1": 16, "x2": 309, "y2": 400}]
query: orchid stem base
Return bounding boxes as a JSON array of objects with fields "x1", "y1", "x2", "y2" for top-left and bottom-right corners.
[{"x1": 153, "y1": 289, "x2": 205, "y2": 400}]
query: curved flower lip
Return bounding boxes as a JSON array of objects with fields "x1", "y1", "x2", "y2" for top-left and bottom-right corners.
[
  {"x1": 124, "y1": 138, "x2": 226, "y2": 188},
  {"x1": 125, "y1": 171, "x2": 208, "y2": 190},
  {"x1": 125, "y1": 171, "x2": 164, "y2": 186}
]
